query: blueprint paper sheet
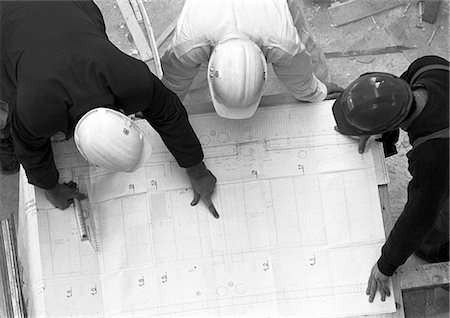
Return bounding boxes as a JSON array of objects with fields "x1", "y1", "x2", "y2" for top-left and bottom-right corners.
[{"x1": 18, "y1": 100, "x2": 396, "y2": 317}]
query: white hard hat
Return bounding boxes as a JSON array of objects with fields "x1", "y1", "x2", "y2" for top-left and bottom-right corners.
[
  {"x1": 74, "y1": 108, "x2": 152, "y2": 172},
  {"x1": 208, "y1": 35, "x2": 267, "y2": 119}
]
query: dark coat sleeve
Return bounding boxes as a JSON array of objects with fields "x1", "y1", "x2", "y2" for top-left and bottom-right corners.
[
  {"x1": 4, "y1": 0, "x2": 203, "y2": 189},
  {"x1": 10, "y1": 57, "x2": 204, "y2": 189},
  {"x1": 99, "y1": 46, "x2": 204, "y2": 169},
  {"x1": 10, "y1": 104, "x2": 59, "y2": 189},
  {"x1": 377, "y1": 139, "x2": 449, "y2": 276}
]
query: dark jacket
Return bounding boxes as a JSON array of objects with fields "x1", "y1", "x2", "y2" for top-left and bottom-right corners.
[
  {"x1": 377, "y1": 55, "x2": 449, "y2": 276},
  {"x1": 0, "y1": 0, "x2": 203, "y2": 189}
]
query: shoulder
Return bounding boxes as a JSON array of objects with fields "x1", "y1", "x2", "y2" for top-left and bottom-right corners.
[
  {"x1": 410, "y1": 139, "x2": 449, "y2": 166},
  {"x1": 401, "y1": 55, "x2": 449, "y2": 82}
]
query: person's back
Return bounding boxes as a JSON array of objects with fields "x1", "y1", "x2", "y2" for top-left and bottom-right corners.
[
  {"x1": 400, "y1": 56, "x2": 449, "y2": 142},
  {"x1": 1, "y1": 1, "x2": 108, "y2": 85},
  {"x1": 332, "y1": 55, "x2": 449, "y2": 302},
  {"x1": 161, "y1": 0, "x2": 339, "y2": 115},
  {"x1": 1, "y1": 1, "x2": 116, "y2": 137},
  {"x1": 173, "y1": 0, "x2": 300, "y2": 58},
  {"x1": 0, "y1": 1, "x2": 219, "y2": 216}
]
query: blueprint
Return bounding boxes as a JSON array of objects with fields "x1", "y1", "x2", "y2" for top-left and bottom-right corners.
[{"x1": 17, "y1": 100, "x2": 396, "y2": 317}]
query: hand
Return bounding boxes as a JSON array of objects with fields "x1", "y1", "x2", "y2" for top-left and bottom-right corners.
[
  {"x1": 44, "y1": 181, "x2": 87, "y2": 210},
  {"x1": 324, "y1": 81, "x2": 344, "y2": 100},
  {"x1": 366, "y1": 263, "x2": 391, "y2": 302},
  {"x1": 334, "y1": 126, "x2": 370, "y2": 154},
  {"x1": 186, "y1": 162, "x2": 219, "y2": 218}
]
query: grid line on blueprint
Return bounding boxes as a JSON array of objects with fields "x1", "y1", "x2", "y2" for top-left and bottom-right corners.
[{"x1": 18, "y1": 101, "x2": 395, "y2": 317}]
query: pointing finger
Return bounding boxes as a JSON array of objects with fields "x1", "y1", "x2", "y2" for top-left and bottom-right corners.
[
  {"x1": 382, "y1": 282, "x2": 391, "y2": 297},
  {"x1": 366, "y1": 276, "x2": 373, "y2": 295},
  {"x1": 379, "y1": 281, "x2": 386, "y2": 301},
  {"x1": 202, "y1": 195, "x2": 219, "y2": 219},
  {"x1": 369, "y1": 279, "x2": 377, "y2": 303},
  {"x1": 208, "y1": 203, "x2": 220, "y2": 219}
]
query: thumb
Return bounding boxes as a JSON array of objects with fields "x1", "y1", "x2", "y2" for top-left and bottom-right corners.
[
  {"x1": 191, "y1": 191, "x2": 200, "y2": 206},
  {"x1": 326, "y1": 92, "x2": 342, "y2": 100},
  {"x1": 358, "y1": 135, "x2": 370, "y2": 154}
]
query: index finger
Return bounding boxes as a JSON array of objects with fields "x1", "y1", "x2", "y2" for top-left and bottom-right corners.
[
  {"x1": 366, "y1": 275, "x2": 373, "y2": 295},
  {"x1": 368, "y1": 279, "x2": 377, "y2": 303},
  {"x1": 203, "y1": 196, "x2": 219, "y2": 219},
  {"x1": 378, "y1": 280, "x2": 386, "y2": 301},
  {"x1": 381, "y1": 281, "x2": 391, "y2": 297}
]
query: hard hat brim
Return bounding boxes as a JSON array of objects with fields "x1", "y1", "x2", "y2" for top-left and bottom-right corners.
[
  {"x1": 332, "y1": 95, "x2": 367, "y2": 136},
  {"x1": 207, "y1": 36, "x2": 266, "y2": 120},
  {"x1": 127, "y1": 121, "x2": 153, "y2": 172},
  {"x1": 74, "y1": 108, "x2": 152, "y2": 172},
  {"x1": 211, "y1": 95, "x2": 260, "y2": 119}
]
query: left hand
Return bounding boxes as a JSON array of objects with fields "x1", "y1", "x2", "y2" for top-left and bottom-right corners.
[
  {"x1": 324, "y1": 81, "x2": 344, "y2": 100},
  {"x1": 44, "y1": 181, "x2": 87, "y2": 210},
  {"x1": 366, "y1": 263, "x2": 391, "y2": 302},
  {"x1": 334, "y1": 126, "x2": 371, "y2": 154}
]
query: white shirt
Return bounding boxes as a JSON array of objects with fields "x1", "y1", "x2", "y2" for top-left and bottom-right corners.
[{"x1": 161, "y1": 0, "x2": 327, "y2": 103}]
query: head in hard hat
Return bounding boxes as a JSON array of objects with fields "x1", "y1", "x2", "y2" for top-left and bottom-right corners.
[
  {"x1": 332, "y1": 73, "x2": 414, "y2": 135},
  {"x1": 74, "y1": 108, "x2": 151, "y2": 172},
  {"x1": 208, "y1": 34, "x2": 267, "y2": 119}
]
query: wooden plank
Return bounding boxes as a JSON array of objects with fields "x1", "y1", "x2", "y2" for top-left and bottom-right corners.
[
  {"x1": 327, "y1": 0, "x2": 406, "y2": 27},
  {"x1": 156, "y1": 18, "x2": 178, "y2": 48},
  {"x1": 128, "y1": 0, "x2": 143, "y2": 22},
  {"x1": 364, "y1": 185, "x2": 405, "y2": 318},
  {"x1": 379, "y1": 184, "x2": 396, "y2": 236},
  {"x1": 385, "y1": 19, "x2": 417, "y2": 48},
  {"x1": 391, "y1": 271, "x2": 405, "y2": 317},
  {"x1": 324, "y1": 46, "x2": 415, "y2": 58},
  {"x1": 115, "y1": 0, "x2": 153, "y2": 62},
  {"x1": 142, "y1": 16, "x2": 178, "y2": 64},
  {"x1": 136, "y1": 0, "x2": 163, "y2": 78},
  {"x1": 0, "y1": 216, "x2": 25, "y2": 318},
  {"x1": 379, "y1": 185, "x2": 405, "y2": 317},
  {"x1": 398, "y1": 262, "x2": 449, "y2": 291}
]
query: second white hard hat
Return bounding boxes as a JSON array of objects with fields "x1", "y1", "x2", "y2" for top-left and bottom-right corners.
[
  {"x1": 208, "y1": 35, "x2": 267, "y2": 119},
  {"x1": 74, "y1": 108, "x2": 152, "y2": 172}
]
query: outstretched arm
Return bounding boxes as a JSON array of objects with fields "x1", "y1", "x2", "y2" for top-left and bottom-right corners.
[
  {"x1": 161, "y1": 45, "x2": 211, "y2": 102},
  {"x1": 269, "y1": 47, "x2": 327, "y2": 103}
]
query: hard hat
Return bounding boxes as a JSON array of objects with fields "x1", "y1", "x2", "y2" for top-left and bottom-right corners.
[
  {"x1": 208, "y1": 35, "x2": 267, "y2": 119},
  {"x1": 74, "y1": 108, "x2": 151, "y2": 172},
  {"x1": 332, "y1": 73, "x2": 413, "y2": 135}
]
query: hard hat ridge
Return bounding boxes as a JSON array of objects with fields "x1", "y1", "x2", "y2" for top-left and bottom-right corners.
[
  {"x1": 74, "y1": 108, "x2": 152, "y2": 172},
  {"x1": 333, "y1": 73, "x2": 413, "y2": 135},
  {"x1": 208, "y1": 34, "x2": 267, "y2": 119}
]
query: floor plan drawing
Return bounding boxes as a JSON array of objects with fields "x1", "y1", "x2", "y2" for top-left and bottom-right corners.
[{"x1": 18, "y1": 101, "x2": 396, "y2": 317}]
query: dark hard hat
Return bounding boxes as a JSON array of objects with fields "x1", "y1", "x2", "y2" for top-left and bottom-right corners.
[{"x1": 332, "y1": 73, "x2": 413, "y2": 135}]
